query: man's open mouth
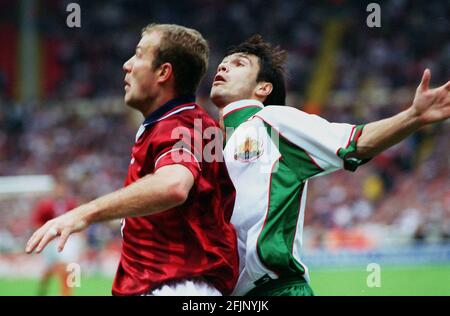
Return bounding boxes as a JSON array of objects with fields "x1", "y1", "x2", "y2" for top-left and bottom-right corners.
[{"x1": 213, "y1": 74, "x2": 226, "y2": 84}]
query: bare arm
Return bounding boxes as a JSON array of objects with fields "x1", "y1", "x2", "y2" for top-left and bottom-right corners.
[
  {"x1": 353, "y1": 69, "x2": 450, "y2": 160},
  {"x1": 25, "y1": 164, "x2": 194, "y2": 253},
  {"x1": 86, "y1": 164, "x2": 194, "y2": 222}
]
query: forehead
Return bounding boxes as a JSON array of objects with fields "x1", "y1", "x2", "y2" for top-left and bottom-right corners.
[
  {"x1": 138, "y1": 31, "x2": 163, "y2": 51},
  {"x1": 223, "y1": 52, "x2": 259, "y2": 65}
]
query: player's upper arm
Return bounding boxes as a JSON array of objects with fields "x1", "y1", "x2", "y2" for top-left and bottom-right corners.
[
  {"x1": 153, "y1": 164, "x2": 195, "y2": 204},
  {"x1": 256, "y1": 106, "x2": 367, "y2": 174}
]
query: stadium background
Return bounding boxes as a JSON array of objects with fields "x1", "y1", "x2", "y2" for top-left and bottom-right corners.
[{"x1": 0, "y1": 0, "x2": 448, "y2": 295}]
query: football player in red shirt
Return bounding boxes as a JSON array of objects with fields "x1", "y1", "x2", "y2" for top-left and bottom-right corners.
[
  {"x1": 26, "y1": 24, "x2": 238, "y2": 296},
  {"x1": 31, "y1": 182, "x2": 81, "y2": 296}
]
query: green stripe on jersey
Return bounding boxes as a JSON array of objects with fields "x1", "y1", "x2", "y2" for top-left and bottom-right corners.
[
  {"x1": 337, "y1": 124, "x2": 368, "y2": 171},
  {"x1": 223, "y1": 106, "x2": 262, "y2": 130},
  {"x1": 223, "y1": 106, "x2": 263, "y2": 146},
  {"x1": 256, "y1": 123, "x2": 322, "y2": 276}
]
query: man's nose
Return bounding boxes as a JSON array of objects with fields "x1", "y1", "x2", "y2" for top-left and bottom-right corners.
[
  {"x1": 218, "y1": 63, "x2": 228, "y2": 73},
  {"x1": 123, "y1": 57, "x2": 133, "y2": 72}
]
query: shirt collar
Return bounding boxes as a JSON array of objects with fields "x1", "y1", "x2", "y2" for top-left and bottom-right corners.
[
  {"x1": 222, "y1": 99, "x2": 264, "y2": 130},
  {"x1": 143, "y1": 95, "x2": 196, "y2": 127}
]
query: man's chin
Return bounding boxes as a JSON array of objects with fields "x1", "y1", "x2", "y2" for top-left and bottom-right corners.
[
  {"x1": 124, "y1": 95, "x2": 138, "y2": 108},
  {"x1": 124, "y1": 98, "x2": 132, "y2": 107},
  {"x1": 210, "y1": 91, "x2": 228, "y2": 109}
]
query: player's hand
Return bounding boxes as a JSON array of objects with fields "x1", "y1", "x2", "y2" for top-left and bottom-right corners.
[
  {"x1": 411, "y1": 69, "x2": 450, "y2": 125},
  {"x1": 25, "y1": 205, "x2": 91, "y2": 254}
]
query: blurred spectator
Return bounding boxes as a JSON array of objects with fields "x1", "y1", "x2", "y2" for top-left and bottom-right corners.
[{"x1": 31, "y1": 182, "x2": 83, "y2": 296}]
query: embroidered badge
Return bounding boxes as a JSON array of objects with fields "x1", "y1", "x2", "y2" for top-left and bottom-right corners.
[{"x1": 234, "y1": 136, "x2": 264, "y2": 162}]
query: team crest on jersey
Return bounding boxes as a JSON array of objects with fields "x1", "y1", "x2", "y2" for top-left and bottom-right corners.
[{"x1": 234, "y1": 136, "x2": 264, "y2": 162}]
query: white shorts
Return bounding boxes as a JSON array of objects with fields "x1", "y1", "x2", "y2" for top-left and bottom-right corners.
[{"x1": 142, "y1": 278, "x2": 222, "y2": 296}]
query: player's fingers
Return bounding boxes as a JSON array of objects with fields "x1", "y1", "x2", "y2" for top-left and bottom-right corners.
[
  {"x1": 26, "y1": 224, "x2": 50, "y2": 253},
  {"x1": 443, "y1": 80, "x2": 450, "y2": 91},
  {"x1": 418, "y1": 68, "x2": 431, "y2": 92},
  {"x1": 25, "y1": 231, "x2": 39, "y2": 253},
  {"x1": 25, "y1": 235, "x2": 38, "y2": 253},
  {"x1": 435, "y1": 86, "x2": 450, "y2": 106},
  {"x1": 35, "y1": 226, "x2": 60, "y2": 253},
  {"x1": 57, "y1": 229, "x2": 71, "y2": 252}
]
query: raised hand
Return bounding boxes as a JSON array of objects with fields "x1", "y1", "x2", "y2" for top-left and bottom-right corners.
[{"x1": 412, "y1": 69, "x2": 450, "y2": 125}]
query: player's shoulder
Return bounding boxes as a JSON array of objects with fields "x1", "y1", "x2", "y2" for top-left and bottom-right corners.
[
  {"x1": 157, "y1": 103, "x2": 218, "y2": 129},
  {"x1": 257, "y1": 104, "x2": 313, "y2": 124},
  {"x1": 259, "y1": 104, "x2": 307, "y2": 116},
  {"x1": 192, "y1": 103, "x2": 220, "y2": 127}
]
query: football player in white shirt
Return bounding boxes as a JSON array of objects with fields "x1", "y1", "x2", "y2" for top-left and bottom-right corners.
[{"x1": 210, "y1": 35, "x2": 450, "y2": 296}]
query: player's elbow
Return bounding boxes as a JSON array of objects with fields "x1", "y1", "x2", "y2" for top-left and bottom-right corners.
[
  {"x1": 166, "y1": 178, "x2": 191, "y2": 206},
  {"x1": 154, "y1": 164, "x2": 195, "y2": 208}
]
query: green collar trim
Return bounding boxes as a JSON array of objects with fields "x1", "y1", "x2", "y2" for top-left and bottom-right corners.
[{"x1": 223, "y1": 106, "x2": 262, "y2": 130}]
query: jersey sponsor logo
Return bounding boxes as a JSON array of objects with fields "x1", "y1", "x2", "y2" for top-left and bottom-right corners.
[{"x1": 234, "y1": 136, "x2": 264, "y2": 162}]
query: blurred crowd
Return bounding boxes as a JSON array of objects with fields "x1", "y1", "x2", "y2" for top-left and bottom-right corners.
[
  {"x1": 1, "y1": 1, "x2": 448, "y2": 101},
  {"x1": 0, "y1": 102, "x2": 132, "y2": 255},
  {"x1": 0, "y1": 0, "x2": 449, "y2": 263}
]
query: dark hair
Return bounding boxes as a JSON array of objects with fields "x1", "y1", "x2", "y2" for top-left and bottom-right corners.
[
  {"x1": 143, "y1": 24, "x2": 209, "y2": 96},
  {"x1": 226, "y1": 34, "x2": 287, "y2": 106}
]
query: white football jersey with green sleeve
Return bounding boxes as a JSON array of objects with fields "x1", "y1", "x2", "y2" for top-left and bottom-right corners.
[{"x1": 222, "y1": 99, "x2": 366, "y2": 296}]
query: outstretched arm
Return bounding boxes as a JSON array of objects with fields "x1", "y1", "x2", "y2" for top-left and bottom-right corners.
[
  {"x1": 353, "y1": 69, "x2": 450, "y2": 160},
  {"x1": 25, "y1": 164, "x2": 194, "y2": 254}
]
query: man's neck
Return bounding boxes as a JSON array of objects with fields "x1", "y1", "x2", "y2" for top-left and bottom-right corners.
[
  {"x1": 218, "y1": 108, "x2": 224, "y2": 131},
  {"x1": 142, "y1": 93, "x2": 176, "y2": 117}
]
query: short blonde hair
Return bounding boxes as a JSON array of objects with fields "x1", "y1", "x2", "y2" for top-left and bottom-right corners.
[{"x1": 142, "y1": 23, "x2": 209, "y2": 95}]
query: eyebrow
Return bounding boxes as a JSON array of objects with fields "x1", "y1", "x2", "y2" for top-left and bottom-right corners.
[
  {"x1": 223, "y1": 54, "x2": 252, "y2": 66},
  {"x1": 234, "y1": 54, "x2": 252, "y2": 64},
  {"x1": 136, "y1": 46, "x2": 143, "y2": 53}
]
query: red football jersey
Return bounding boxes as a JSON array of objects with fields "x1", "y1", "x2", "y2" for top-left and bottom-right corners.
[{"x1": 112, "y1": 96, "x2": 238, "y2": 296}]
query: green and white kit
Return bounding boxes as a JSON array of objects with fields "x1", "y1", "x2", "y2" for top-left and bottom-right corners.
[{"x1": 222, "y1": 100, "x2": 366, "y2": 296}]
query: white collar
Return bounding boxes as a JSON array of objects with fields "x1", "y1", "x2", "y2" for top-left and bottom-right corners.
[{"x1": 222, "y1": 99, "x2": 264, "y2": 118}]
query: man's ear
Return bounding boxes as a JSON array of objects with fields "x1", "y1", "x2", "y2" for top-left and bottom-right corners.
[
  {"x1": 157, "y1": 62, "x2": 173, "y2": 84},
  {"x1": 254, "y1": 82, "x2": 273, "y2": 100}
]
